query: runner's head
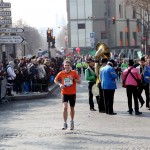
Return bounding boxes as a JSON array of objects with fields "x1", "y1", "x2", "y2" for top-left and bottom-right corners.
[{"x1": 64, "y1": 60, "x2": 72, "y2": 72}]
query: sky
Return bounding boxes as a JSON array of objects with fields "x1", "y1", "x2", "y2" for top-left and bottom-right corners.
[{"x1": 4, "y1": 0, "x2": 67, "y2": 29}]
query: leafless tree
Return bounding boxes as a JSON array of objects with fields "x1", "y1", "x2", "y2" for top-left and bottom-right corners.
[
  {"x1": 23, "y1": 26, "x2": 43, "y2": 55},
  {"x1": 13, "y1": 19, "x2": 45, "y2": 56},
  {"x1": 126, "y1": 0, "x2": 150, "y2": 28},
  {"x1": 126, "y1": 0, "x2": 150, "y2": 54}
]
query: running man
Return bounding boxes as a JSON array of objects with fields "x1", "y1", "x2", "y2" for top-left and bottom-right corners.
[{"x1": 54, "y1": 60, "x2": 81, "y2": 130}]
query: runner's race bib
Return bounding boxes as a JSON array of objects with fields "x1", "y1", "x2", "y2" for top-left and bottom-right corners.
[{"x1": 64, "y1": 78, "x2": 73, "y2": 86}]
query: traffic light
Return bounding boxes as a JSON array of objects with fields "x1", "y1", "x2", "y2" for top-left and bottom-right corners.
[
  {"x1": 51, "y1": 36, "x2": 55, "y2": 48},
  {"x1": 47, "y1": 29, "x2": 51, "y2": 42},
  {"x1": 112, "y1": 17, "x2": 115, "y2": 24}
]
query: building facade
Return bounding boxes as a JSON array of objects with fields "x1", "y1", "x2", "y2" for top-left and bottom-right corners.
[{"x1": 66, "y1": 0, "x2": 144, "y2": 57}]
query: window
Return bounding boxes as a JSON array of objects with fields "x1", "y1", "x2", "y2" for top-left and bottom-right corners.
[
  {"x1": 78, "y1": 23, "x2": 85, "y2": 29},
  {"x1": 133, "y1": 32, "x2": 137, "y2": 46},
  {"x1": 132, "y1": 8, "x2": 136, "y2": 19},
  {"x1": 101, "y1": 32, "x2": 107, "y2": 39},
  {"x1": 119, "y1": 4, "x2": 123, "y2": 18},
  {"x1": 136, "y1": 19, "x2": 140, "y2": 32},
  {"x1": 125, "y1": 32, "x2": 129, "y2": 46},
  {"x1": 120, "y1": 32, "x2": 123, "y2": 46}
]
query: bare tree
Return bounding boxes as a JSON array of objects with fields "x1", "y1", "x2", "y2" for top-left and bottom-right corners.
[
  {"x1": 126, "y1": 0, "x2": 150, "y2": 54},
  {"x1": 23, "y1": 26, "x2": 43, "y2": 55},
  {"x1": 126, "y1": 0, "x2": 150, "y2": 19},
  {"x1": 13, "y1": 19, "x2": 45, "y2": 56}
]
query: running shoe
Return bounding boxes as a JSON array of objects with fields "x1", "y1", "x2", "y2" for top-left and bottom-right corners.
[
  {"x1": 62, "y1": 122, "x2": 67, "y2": 130},
  {"x1": 70, "y1": 121, "x2": 74, "y2": 130}
]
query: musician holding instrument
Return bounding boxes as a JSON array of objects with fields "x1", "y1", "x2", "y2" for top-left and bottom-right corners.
[{"x1": 94, "y1": 43, "x2": 111, "y2": 113}]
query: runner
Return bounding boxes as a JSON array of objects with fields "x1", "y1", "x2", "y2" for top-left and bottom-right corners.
[{"x1": 54, "y1": 60, "x2": 81, "y2": 130}]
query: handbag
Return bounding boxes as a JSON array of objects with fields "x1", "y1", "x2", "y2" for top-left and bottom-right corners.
[
  {"x1": 92, "y1": 84, "x2": 99, "y2": 96},
  {"x1": 122, "y1": 67, "x2": 133, "y2": 88}
]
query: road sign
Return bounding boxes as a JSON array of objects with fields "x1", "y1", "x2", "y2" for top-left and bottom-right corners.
[
  {"x1": 22, "y1": 40, "x2": 27, "y2": 45},
  {"x1": 90, "y1": 32, "x2": 95, "y2": 48},
  {"x1": 0, "y1": 28, "x2": 24, "y2": 33},
  {"x1": 0, "y1": 19, "x2": 12, "y2": 25},
  {"x1": 90, "y1": 32, "x2": 95, "y2": 38},
  {"x1": 0, "y1": 11, "x2": 11, "y2": 16},
  {"x1": 0, "y1": 2, "x2": 11, "y2": 8},
  {"x1": 0, "y1": 36, "x2": 24, "y2": 44}
]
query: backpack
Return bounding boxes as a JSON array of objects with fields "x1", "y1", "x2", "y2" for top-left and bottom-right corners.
[{"x1": 27, "y1": 63, "x2": 32, "y2": 75}]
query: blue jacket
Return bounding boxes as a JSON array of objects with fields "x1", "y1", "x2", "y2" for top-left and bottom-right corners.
[
  {"x1": 144, "y1": 66, "x2": 150, "y2": 83},
  {"x1": 100, "y1": 65, "x2": 117, "y2": 89}
]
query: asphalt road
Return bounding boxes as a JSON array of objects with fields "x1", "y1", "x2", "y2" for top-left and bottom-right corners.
[{"x1": 0, "y1": 75, "x2": 150, "y2": 150}]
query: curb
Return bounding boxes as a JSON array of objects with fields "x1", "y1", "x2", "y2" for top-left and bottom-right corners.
[{"x1": 10, "y1": 84, "x2": 59, "y2": 101}]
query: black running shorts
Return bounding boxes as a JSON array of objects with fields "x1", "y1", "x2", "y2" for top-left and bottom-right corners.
[{"x1": 62, "y1": 94, "x2": 76, "y2": 107}]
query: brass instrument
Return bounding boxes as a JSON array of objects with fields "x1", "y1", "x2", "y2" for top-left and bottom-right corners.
[{"x1": 94, "y1": 42, "x2": 110, "y2": 77}]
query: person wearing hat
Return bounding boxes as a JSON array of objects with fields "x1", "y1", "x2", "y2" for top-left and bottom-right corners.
[
  {"x1": 100, "y1": 59, "x2": 117, "y2": 115},
  {"x1": 85, "y1": 58, "x2": 100, "y2": 111},
  {"x1": 122, "y1": 59, "x2": 142, "y2": 115}
]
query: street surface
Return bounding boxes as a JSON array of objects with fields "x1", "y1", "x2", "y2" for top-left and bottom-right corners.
[{"x1": 0, "y1": 74, "x2": 150, "y2": 150}]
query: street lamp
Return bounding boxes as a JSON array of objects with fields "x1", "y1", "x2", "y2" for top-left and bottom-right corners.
[{"x1": 22, "y1": 40, "x2": 27, "y2": 56}]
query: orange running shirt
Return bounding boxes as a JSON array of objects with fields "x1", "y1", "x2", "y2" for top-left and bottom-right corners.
[{"x1": 55, "y1": 70, "x2": 80, "y2": 95}]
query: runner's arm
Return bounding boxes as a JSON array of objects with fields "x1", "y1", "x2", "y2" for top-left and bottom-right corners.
[
  {"x1": 73, "y1": 78, "x2": 81, "y2": 84},
  {"x1": 54, "y1": 79, "x2": 65, "y2": 89}
]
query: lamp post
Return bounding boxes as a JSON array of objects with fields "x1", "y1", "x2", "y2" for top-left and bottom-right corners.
[{"x1": 22, "y1": 41, "x2": 27, "y2": 56}]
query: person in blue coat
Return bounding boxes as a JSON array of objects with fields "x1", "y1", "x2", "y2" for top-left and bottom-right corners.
[
  {"x1": 144, "y1": 65, "x2": 150, "y2": 83},
  {"x1": 100, "y1": 59, "x2": 118, "y2": 115},
  {"x1": 137, "y1": 57, "x2": 150, "y2": 109},
  {"x1": 143, "y1": 64, "x2": 150, "y2": 109}
]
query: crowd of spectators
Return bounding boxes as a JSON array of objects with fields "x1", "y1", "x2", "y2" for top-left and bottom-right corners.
[{"x1": 0, "y1": 56, "x2": 64, "y2": 98}]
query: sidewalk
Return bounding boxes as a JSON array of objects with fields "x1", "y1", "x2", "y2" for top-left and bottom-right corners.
[{"x1": 9, "y1": 83, "x2": 58, "y2": 101}]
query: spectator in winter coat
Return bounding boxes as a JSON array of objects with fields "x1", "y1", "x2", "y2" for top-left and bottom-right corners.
[
  {"x1": 6, "y1": 61, "x2": 16, "y2": 96},
  {"x1": 37, "y1": 59, "x2": 47, "y2": 92},
  {"x1": 100, "y1": 59, "x2": 117, "y2": 115},
  {"x1": 122, "y1": 59, "x2": 142, "y2": 115},
  {"x1": 85, "y1": 58, "x2": 99, "y2": 111},
  {"x1": 136, "y1": 57, "x2": 149, "y2": 110}
]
